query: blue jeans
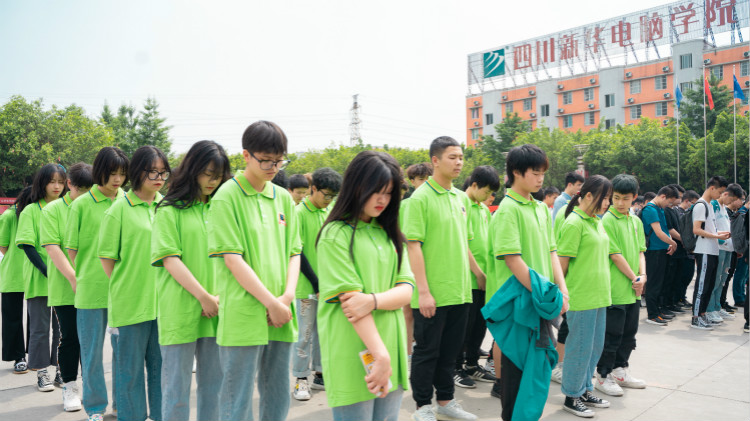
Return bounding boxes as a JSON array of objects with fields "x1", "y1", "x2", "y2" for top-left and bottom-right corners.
[
  {"x1": 161, "y1": 337, "x2": 222, "y2": 421},
  {"x1": 561, "y1": 308, "x2": 606, "y2": 398},
  {"x1": 116, "y1": 319, "x2": 162, "y2": 421},
  {"x1": 219, "y1": 341, "x2": 292, "y2": 421},
  {"x1": 331, "y1": 387, "x2": 404, "y2": 421},
  {"x1": 77, "y1": 308, "x2": 118, "y2": 416},
  {"x1": 709, "y1": 250, "x2": 732, "y2": 312},
  {"x1": 733, "y1": 257, "x2": 748, "y2": 305},
  {"x1": 292, "y1": 298, "x2": 322, "y2": 378}
]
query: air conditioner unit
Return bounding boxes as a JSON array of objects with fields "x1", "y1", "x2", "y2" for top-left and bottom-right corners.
[
  {"x1": 744, "y1": 51, "x2": 749, "y2": 58},
  {"x1": 662, "y1": 66, "x2": 670, "y2": 72},
  {"x1": 473, "y1": 122, "x2": 479, "y2": 126},
  {"x1": 529, "y1": 90, "x2": 536, "y2": 95},
  {"x1": 663, "y1": 119, "x2": 670, "y2": 125},
  {"x1": 704, "y1": 59, "x2": 711, "y2": 65},
  {"x1": 588, "y1": 103, "x2": 595, "y2": 109},
  {"x1": 746, "y1": 110, "x2": 750, "y2": 116},
  {"x1": 627, "y1": 98, "x2": 635, "y2": 103},
  {"x1": 530, "y1": 113, "x2": 537, "y2": 118},
  {"x1": 664, "y1": 92, "x2": 671, "y2": 98},
  {"x1": 625, "y1": 72, "x2": 633, "y2": 78},
  {"x1": 557, "y1": 84, "x2": 564, "y2": 90},
  {"x1": 558, "y1": 108, "x2": 565, "y2": 113},
  {"x1": 473, "y1": 100, "x2": 480, "y2": 105},
  {"x1": 589, "y1": 78, "x2": 596, "y2": 84},
  {"x1": 745, "y1": 80, "x2": 749, "y2": 87},
  {"x1": 501, "y1": 95, "x2": 507, "y2": 100}
]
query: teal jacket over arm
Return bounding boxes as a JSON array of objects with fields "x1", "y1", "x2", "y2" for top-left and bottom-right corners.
[{"x1": 481, "y1": 269, "x2": 563, "y2": 421}]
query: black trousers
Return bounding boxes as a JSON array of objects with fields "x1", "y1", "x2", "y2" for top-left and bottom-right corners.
[
  {"x1": 500, "y1": 353, "x2": 523, "y2": 421},
  {"x1": 663, "y1": 256, "x2": 683, "y2": 307},
  {"x1": 53, "y1": 305, "x2": 80, "y2": 383},
  {"x1": 678, "y1": 257, "x2": 696, "y2": 302},
  {"x1": 456, "y1": 289, "x2": 486, "y2": 368},
  {"x1": 693, "y1": 253, "x2": 719, "y2": 317},
  {"x1": 597, "y1": 302, "x2": 640, "y2": 376},
  {"x1": 410, "y1": 303, "x2": 470, "y2": 407},
  {"x1": 1, "y1": 292, "x2": 26, "y2": 362},
  {"x1": 720, "y1": 252, "x2": 737, "y2": 306},
  {"x1": 645, "y1": 250, "x2": 669, "y2": 319}
]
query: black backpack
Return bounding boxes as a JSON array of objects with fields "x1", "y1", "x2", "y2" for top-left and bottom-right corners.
[{"x1": 679, "y1": 200, "x2": 709, "y2": 253}]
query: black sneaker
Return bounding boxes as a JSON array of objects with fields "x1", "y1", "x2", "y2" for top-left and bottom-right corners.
[
  {"x1": 744, "y1": 322, "x2": 749, "y2": 333},
  {"x1": 311, "y1": 373, "x2": 325, "y2": 390},
  {"x1": 37, "y1": 369, "x2": 54, "y2": 392},
  {"x1": 54, "y1": 369, "x2": 63, "y2": 387},
  {"x1": 580, "y1": 390, "x2": 610, "y2": 408},
  {"x1": 490, "y1": 379, "x2": 502, "y2": 399},
  {"x1": 13, "y1": 358, "x2": 28, "y2": 374},
  {"x1": 466, "y1": 365, "x2": 496, "y2": 383},
  {"x1": 453, "y1": 369, "x2": 476, "y2": 388},
  {"x1": 668, "y1": 305, "x2": 686, "y2": 314},
  {"x1": 680, "y1": 298, "x2": 693, "y2": 308},
  {"x1": 563, "y1": 396, "x2": 595, "y2": 418},
  {"x1": 478, "y1": 348, "x2": 490, "y2": 358},
  {"x1": 646, "y1": 317, "x2": 668, "y2": 326},
  {"x1": 659, "y1": 313, "x2": 675, "y2": 320},
  {"x1": 661, "y1": 308, "x2": 675, "y2": 317},
  {"x1": 721, "y1": 304, "x2": 736, "y2": 314}
]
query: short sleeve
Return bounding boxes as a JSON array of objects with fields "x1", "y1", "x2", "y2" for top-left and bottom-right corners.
[
  {"x1": 97, "y1": 208, "x2": 122, "y2": 261},
  {"x1": 545, "y1": 205, "x2": 557, "y2": 252},
  {"x1": 635, "y1": 219, "x2": 647, "y2": 252},
  {"x1": 602, "y1": 217, "x2": 622, "y2": 255},
  {"x1": 207, "y1": 197, "x2": 244, "y2": 257},
  {"x1": 493, "y1": 206, "x2": 521, "y2": 258},
  {"x1": 151, "y1": 206, "x2": 182, "y2": 267},
  {"x1": 395, "y1": 247, "x2": 415, "y2": 287},
  {"x1": 693, "y1": 201, "x2": 708, "y2": 223},
  {"x1": 40, "y1": 205, "x2": 61, "y2": 247},
  {"x1": 65, "y1": 204, "x2": 81, "y2": 251},
  {"x1": 403, "y1": 196, "x2": 426, "y2": 243},
  {"x1": 317, "y1": 225, "x2": 364, "y2": 303},
  {"x1": 557, "y1": 218, "x2": 582, "y2": 258},
  {"x1": 463, "y1": 194, "x2": 474, "y2": 241},
  {"x1": 15, "y1": 208, "x2": 36, "y2": 249},
  {"x1": 641, "y1": 205, "x2": 658, "y2": 226},
  {"x1": 0, "y1": 211, "x2": 10, "y2": 248}
]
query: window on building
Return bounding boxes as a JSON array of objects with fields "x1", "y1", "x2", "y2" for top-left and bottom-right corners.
[
  {"x1": 471, "y1": 128, "x2": 480, "y2": 140},
  {"x1": 744, "y1": 90, "x2": 749, "y2": 105},
  {"x1": 523, "y1": 98, "x2": 533, "y2": 111},
  {"x1": 656, "y1": 102, "x2": 668, "y2": 117},
  {"x1": 605, "y1": 94, "x2": 615, "y2": 107},
  {"x1": 680, "y1": 82, "x2": 693, "y2": 92},
  {"x1": 586, "y1": 112, "x2": 596, "y2": 126},
  {"x1": 680, "y1": 53, "x2": 692, "y2": 69},
  {"x1": 655, "y1": 75, "x2": 667, "y2": 90},
  {"x1": 563, "y1": 92, "x2": 572, "y2": 104},
  {"x1": 506, "y1": 102, "x2": 514, "y2": 113},
  {"x1": 584, "y1": 88, "x2": 594, "y2": 101},
  {"x1": 563, "y1": 115, "x2": 573, "y2": 128},
  {"x1": 630, "y1": 80, "x2": 641, "y2": 94},
  {"x1": 605, "y1": 119, "x2": 616, "y2": 130},
  {"x1": 471, "y1": 108, "x2": 479, "y2": 119},
  {"x1": 742, "y1": 61, "x2": 749, "y2": 77},
  {"x1": 541, "y1": 104, "x2": 549, "y2": 117},
  {"x1": 630, "y1": 105, "x2": 642, "y2": 119},
  {"x1": 711, "y1": 66, "x2": 724, "y2": 80},
  {"x1": 485, "y1": 113, "x2": 493, "y2": 125}
]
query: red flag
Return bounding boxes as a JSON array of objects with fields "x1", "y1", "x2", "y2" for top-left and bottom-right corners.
[{"x1": 704, "y1": 76, "x2": 714, "y2": 110}]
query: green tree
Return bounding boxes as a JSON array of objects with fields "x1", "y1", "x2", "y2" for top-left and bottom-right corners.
[
  {"x1": 479, "y1": 112, "x2": 531, "y2": 170},
  {"x1": 101, "y1": 98, "x2": 172, "y2": 157},
  {"x1": 678, "y1": 75, "x2": 733, "y2": 138}
]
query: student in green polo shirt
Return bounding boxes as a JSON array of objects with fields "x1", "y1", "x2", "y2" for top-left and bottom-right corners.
[
  {"x1": 41, "y1": 162, "x2": 93, "y2": 412},
  {"x1": 316, "y1": 150, "x2": 414, "y2": 421},
  {"x1": 404, "y1": 136, "x2": 481, "y2": 421},
  {"x1": 595, "y1": 174, "x2": 648, "y2": 397},
  {"x1": 151, "y1": 140, "x2": 231, "y2": 421},
  {"x1": 66, "y1": 146, "x2": 128, "y2": 421},
  {"x1": 557, "y1": 175, "x2": 613, "y2": 417},
  {"x1": 0, "y1": 186, "x2": 33, "y2": 375},
  {"x1": 206, "y1": 121, "x2": 302, "y2": 421},
  {"x1": 99, "y1": 146, "x2": 170, "y2": 421},
  {"x1": 292, "y1": 167, "x2": 342, "y2": 401},
  {"x1": 16, "y1": 164, "x2": 66, "y2": 392}
]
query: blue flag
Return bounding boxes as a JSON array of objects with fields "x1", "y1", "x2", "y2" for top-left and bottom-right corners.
[
  {"x1": 675, "y1": 85, "x2": 683, "y2": 109},
  {"x1": 733, "y1": 75, "x2": 746, "y2": 101}
]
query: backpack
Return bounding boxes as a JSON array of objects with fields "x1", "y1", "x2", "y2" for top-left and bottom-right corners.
[{"x1": 679, "y1": 200, "x2": 709, "y2": 253}]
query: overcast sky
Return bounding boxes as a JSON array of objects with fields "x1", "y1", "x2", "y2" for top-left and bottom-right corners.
[{"x1": 1, "y1": 0, "x2": 668, "y2": 155}]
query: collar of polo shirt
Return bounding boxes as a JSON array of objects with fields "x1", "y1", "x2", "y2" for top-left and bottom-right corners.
[{"x1": 232, "y1": 173, "x2": 276, "y2": 199}]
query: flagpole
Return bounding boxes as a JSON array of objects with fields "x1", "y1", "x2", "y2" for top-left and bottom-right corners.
[
  {"x1": 704, "y1": 64, "x2": 708, "y2": 186},
  {"x1": 733, "y1": 65, "x2": 737, "y2": 183},
  {"x1": 677, "y1": 105, "x2": 680, "y2": 185}
]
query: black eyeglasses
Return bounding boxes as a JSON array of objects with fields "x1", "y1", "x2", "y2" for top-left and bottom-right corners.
[
  {"x1": 250, "y1": 153, "x2": 290, "y2": 171},
  {"x1": 322, "y1": 192, "x2": 337, "y2": 201},
  {"x1": 146, "y1": 170, "x2": 170, "y2": 181}
]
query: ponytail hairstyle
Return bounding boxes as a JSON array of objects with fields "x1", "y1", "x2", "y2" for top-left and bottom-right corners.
[
  {"x1": 14, "y1": 186, "x2": 33, "y2": 219},
  {"x1": 563, "y1": 174, "x2": 613, "y2": 219},
  {"x1": 317, "y1": 150, "x2": 405, "y2": 270},
  {"x1": 158, "y1": 140, "x2": 231, "y2": 210}
]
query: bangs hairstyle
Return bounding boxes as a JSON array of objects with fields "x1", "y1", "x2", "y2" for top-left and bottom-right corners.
[
  {"x1": 657, "y1": 185, "x2": 678, "y2": 199},
  {"x1": 93, "y1": 146, "x2": 129, "y2": 187},
  {"x1": 429, "y1": 136, "x2": 460, "y2": 159},
  {"x1": 318, "y1": 150, "x2": 405, "y2": 270},
  {"x1": 289, "y1": 174, "x2": 309, "y2": 190},
  {"x1": 68, "y1": 162, "x2": 94, "y2": 189},
  {"x1": 707, "y1": 176, "x2": 729, "y2": 189},
  {"x1": 272, "y1": 170, "x2": 290, "y2": 189},
  {"x1": 611, "y1": 174, "x2": 639, "y2": 196},
  {"x1": 159, "y1": 140, "x2": 230, "y2": 210},
  {"x1": 565, "y1": 171, "x2": 585, "y2": 186},
  {"x1": 468, "y1": 165, "x2": 501, "y2": 192},
  {"x1": 242, "y1": 120, "x2": 287, "y2": 156},
  {"x1": 14, "y1": 186, "x2": 33, "y2": 219},
  {"x1": 506, "y1": 144, "x2": 549, "y2": 187},
  {"x1": 683, "y1": 190, "x2": 700, "y2": 202},
  {"x1": 406, "y1": 162, "x2": 433, "y2": 180},
  {"x1": 564, "y1": 174, "x2": 613, "y2": 219},
  {"x1": 28, "y1": 163, "x2": 68, "y2": 207},
  {"x1": 544, "y1": 186, "x2": 560, "y2": 197},
  {"x1": 726, "y1": 183, "x2": 744, "y2": 198},
  {"x1": 312, "y1": 168, "x2": 343, "y2": 193},
  {"x1": 129, "y1": 145, "x2": 171, "y2": 192}
]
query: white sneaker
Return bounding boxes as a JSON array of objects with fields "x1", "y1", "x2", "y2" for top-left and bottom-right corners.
[
  {"x1": 435, "y1": 400, "x2": 477, "y2": 421},
  {"x1": 594, "y1": 372, "x2": 624, "y2": 396},
  {"x1": 62, "y1": 381, "x2": 82, "y2": 412},
  {"x1": 412, "y1": 405, "x2": 437, "y2": 421},
  {"x1": 718, "y1": 309, "x2": 736, "y2": 319},
  {"x1": 612, "y1": 367, "x2": 646, "y2": 389},
  {"x1": 292, "y1": 378, "x2": 311, "y2": 401},
  {"x1": 708, "y1": 311, "x2": 724, "y2": 324},
  {"x1": 484, "y1": 358, "x2": 495, "y2": 377},
  {"x1": 551, "y1": 362, "x2": 563, "y2": 384}
]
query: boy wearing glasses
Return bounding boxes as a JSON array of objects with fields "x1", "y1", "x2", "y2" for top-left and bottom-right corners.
[
  {"x1": 292, "y1": 167, "x2": 342, "y2": 401},
  {"x1": 207, "y1": 121, "x2": 302, "y2": 421}
]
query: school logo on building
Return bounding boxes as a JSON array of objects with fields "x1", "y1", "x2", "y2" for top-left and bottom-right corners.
[
  {"x1": 278, "y1": 212, "x2": 286, "y2": 226},
  {"x1": 483, "y1": 48, "x2": 505, "y2": 78}
]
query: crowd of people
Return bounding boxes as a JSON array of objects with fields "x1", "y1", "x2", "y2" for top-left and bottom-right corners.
[{"x1": 0, "y1": 121, "x2": 747, "y2": 421}]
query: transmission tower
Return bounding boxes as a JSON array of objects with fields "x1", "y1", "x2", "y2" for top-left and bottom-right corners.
[{"x1": 349, "y1": 94, "x2": 361, "y2": 145}]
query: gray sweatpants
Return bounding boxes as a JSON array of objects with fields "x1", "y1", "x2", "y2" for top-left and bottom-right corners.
[{"x1": 27, "y1": 296, "x2": 60, "y2": 370}]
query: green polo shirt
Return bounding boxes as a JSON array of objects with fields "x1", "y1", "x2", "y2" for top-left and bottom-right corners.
[
  {"x1": 98, "y1": 190, "x2": 162, "y2": 328},
  {"x1": 151, "y1": 201, "x2": 218, "y2": 345},
  {"x1": 557, "y1": 206, "x2": 612, "y2": 311},
  {"x1": 602, "y1": 207, "x2": 646, "y2": 305},
  {"x1": 295, "y1": 197, "x2": 329, "y2": 299},
  {"x1": 66, "y1": 185, "x2": 125, "y2": 309},
  {"x1": 403, "y1": 177, "x2": 473, "y2": 308},
  {"x1": 41, "y1": 193, "x2": 76, "y2": 306},
  {"x1": 487, "y1": 189, "x2": 556, "y2": 302},
  {"x1": 398, "y1": 198, "x2": 410, "y2": 230},
  {"x1": 207, "y1": 173, "x2": 302, "y2": 347},
  {"x1": 468, "y1": 200, "x2": 491, "y2": 290},
  {"x1": 317, "y1": 219, "x2": 414, "y2": 407},
  {"x1": 16, "y1": 199, "x2": 49, "y2": 299},
  {"x1": 0, "y1": 206, "x2": 27, "y2": 293},
  {"x1": 554, "y1": 207, "x2": 567, "y2": 242}
]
